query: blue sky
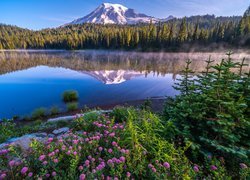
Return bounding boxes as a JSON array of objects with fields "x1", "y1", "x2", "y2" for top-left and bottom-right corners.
[{"x1": 0, "y1": 0, "x2": 249, "y2": 30}]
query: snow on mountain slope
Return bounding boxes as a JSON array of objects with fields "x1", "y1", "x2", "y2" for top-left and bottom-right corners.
[
  {"x1": 81, "y1": 70, "x2": 144, "y2": 85},
  {"x1": 66, "y1": 3, "x2": 173, "y2": 25}
]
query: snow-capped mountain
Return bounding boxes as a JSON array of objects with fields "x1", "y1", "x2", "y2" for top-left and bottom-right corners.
[
  {"x1": 66, "y1": 3, "x2": 174, "y2": 25},
  {"x1": 81, "y1": 70, "x2": 144, "y2": 84}
]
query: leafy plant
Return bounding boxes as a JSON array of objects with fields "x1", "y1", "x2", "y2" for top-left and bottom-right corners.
[
  {"x1": 31, "y1": 108, "x2": 47, "y2": 120},
  {"x1": 62, "y1": 90, "x2": 79, "y2": 103},
  {"x1": 50, "y1": 106, "x2": 60, "y2": 116},
  {"x1": 66, "y1": 102, "x2": 78, "y2": 112}
]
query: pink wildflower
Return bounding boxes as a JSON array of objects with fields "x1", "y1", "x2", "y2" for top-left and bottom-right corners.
[
  {"x1": 193, "y1": 165, "x2": 199, "y2": 172},
  {"x1": 126, "y1": 172, "x2": 131, "y2": 177},
  {"x1": 39, "y1": 155, "x2": 46, "y2": 161},
  {"x1": 109, "y1": 132, "x2": 115, "y2": 137},
  {"x1": 28, "y1": 172, "x2": 33, "y2": 177},
  {"x1": 108, "y1": 148, "x2": 113, "y2": 154},
  {"x1": 79, "y1": 174, "x2": 86, "y2": 180},
  {"x1": 152, "y1": 168, "x2": 157, "y2": 173},
  {"x1": 53, "y1": 159, "x2": 59, "y2": 163},
  {"x1": 163, "y1": 162, "x2": 170, "y2": 169},
  {"x1": 21, "y1": 167, "x2": 28, "y2": 175},
  {"x1": 112, "y1": 141, "x2": 117, "y2": 147},
  {"x1": 52, "y1": 172, "x2": 57, "y2": 176},
  {"x1": 210, "y1": 165, "x2": 217, "y2": 171},
  {"x1": 85, "y1": 160, "x2": 90, "y2": 166},
  {"x1": 79, "y1": 166, "x2": 84, "y2": 170},
  {"x1": 240, "y1": 163, "x2": 248, "y2": 169},
  {"x1": 119, "y1": 156, "x2": 126, "y2": 163},
  {"x1": 0, "y1": 174, "x2": 6, "y2": 179},
  {"x1": 9, "y1": 160, "x2": 15, "y2": 167},
  {"x1": 98, "y1": 147, "x2": 103, "y2": 152}
]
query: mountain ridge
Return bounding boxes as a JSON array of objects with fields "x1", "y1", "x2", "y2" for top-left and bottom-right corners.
[{"x1": 66, "y1": 3, "x2": 174, "y2": 25}]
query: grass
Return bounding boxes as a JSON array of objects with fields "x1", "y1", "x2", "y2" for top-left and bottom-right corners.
[
  {"x1": 66, "y1": 102, "x2": 78, "y2": 112},
  {"x1": 31, "y1": 108, "x2": 46, "y2": 120},
  {"x1": 50, "y1": 106, "x2": 60, "y2": 116},
  {"x1": 62, "y1": 90, "x2": 79, "y2": 103}
]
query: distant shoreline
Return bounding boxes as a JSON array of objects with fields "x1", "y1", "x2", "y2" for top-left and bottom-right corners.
[{"x1": 1, "y1": 47, "x2": 250, "y2": 53}]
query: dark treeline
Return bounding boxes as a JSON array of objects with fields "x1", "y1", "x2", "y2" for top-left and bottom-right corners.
[{"x1": 0, "y1": 8, "x2": 249, "y2": 50}]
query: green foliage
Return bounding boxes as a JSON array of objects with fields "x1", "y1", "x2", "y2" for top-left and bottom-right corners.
[
  {"x1": 66, "y1": 102, "x2": 78, "y2": 112},
  {"x1": 140, "y1": 99, "x2": 152, "y2": 111},
  {"x1": 62, "y1": 90, "x2": 79, "y2": 103},
  {"x1": 50, "y1": 106, "x2": 60, "y2": 116},
  {"x1": 31, "y1": 107, "x2": 47, "y2": 120},
  {"x1": 163, "y1": 52, "x2": 250, "y2": 177},
  {"x1": 110, "y1": 106, "x2": 130, "y2": 123}
]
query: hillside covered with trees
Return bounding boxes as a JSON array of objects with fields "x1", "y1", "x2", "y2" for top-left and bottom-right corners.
[{"x1": 0, "y1": 7, "x2": 249, "y2": 50}]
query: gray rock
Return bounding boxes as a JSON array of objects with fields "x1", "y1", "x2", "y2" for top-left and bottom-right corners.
[
  {"x1": 52, "y1": 127, "x2": 69, "y2": 135},
  {"x1": 4, "y1": 133, "x2": 47, "y2": 151},
  {"x1": 47, "y1": 115, "x2": 76, "y2": 123}
]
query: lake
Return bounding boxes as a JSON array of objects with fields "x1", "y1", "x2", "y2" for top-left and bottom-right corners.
[{"x1": 0, "y1": 50, "x2": 249, "y2": 119}]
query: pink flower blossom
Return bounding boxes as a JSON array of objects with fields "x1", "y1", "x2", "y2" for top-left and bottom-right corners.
[
  {"x1": 193, "y1": 165, "x2": 199, "y2": 172},
  {"x1": 39, "y1": 155, "x2": 46, "y2": 161},
  {"x1": 0, "y1": 174, "x2": 6, "y2": 179},
  {"x1": 148, "y1": 164, "x2": 153, "y2": 168},
  {"x1": 52, "y1": 172, "x2": 57, "y2": 176},
  {"x1": 9, "y1": 160, "x2": 15, "y2": 167},
  {"x1": 163, "y1": 162, "x2": 170, "y2": 169},
  {"x1": 79, "y1": 166, "x2": 84, "y2": 170},
  {"x1": 112, "y1": 141, "x2": 117, "y2": 147},
  {"x1": 210, "y1": 165, "x2": 217, "y2": 171},
  {"x1": 152, "y1": 168, "x2": 157, "y2": 173},
  {"x1": 46, "y1": 174, "x2": 50, "y2": 178},
  {"x1": 28, "y1": 172, "x2": 33, "y2": 177},
  {"x1": 79, "y1": 174, "x2": 86, "y2": 180},
  {"x1": 73, "y1": 151, "x2": 78, "y2": 156},
  {"x1": 53, "y1": 159, "x2": 59, "y2": 163},
  {"x1": 240, "y1": 163, "x2": 248, "y2": 169},
  {"x1": 85, "y1": 160, "x2": 90, "y2": 166},
  {"x1": 21, "y1": 167, "x2": 28, "y2": 175},
  {"x1": 0, "y1": 149, "x2": 8, "y2": 155},
  {"x1": 108, "y1": 148, "x2": 113, "y2": 154},
  {"x1": 98, "y1": 147, "x2": 103, "y2": 152},
  {"x1": 126, "y1": 172, "x2": 131, "y2": 177},
  {"x1": 42, "y1": 161, "x2": 48, "y2": 165},
  {"x1": 109, "y1": 132, "x2": 115, "y2": 137},
  {"x1": 48, "y1": 138, "x2": 53, "y2": 142},
  {"x1": 61, "y1": 145, "x2": 66, "y2": 151},
  {"x1": 66, "y1": 151, "x2": 71, "y2": 155},
  {"x1": 119, "y1": 156, "x2": 126, "y2": 163}
]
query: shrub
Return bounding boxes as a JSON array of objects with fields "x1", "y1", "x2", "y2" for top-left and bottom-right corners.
[
  {"x1": 66, "y1": 102, "x2": 78, "y2": 112},
  {"x1": 110, "y1": 106, "x2": 130, "y2": 122},
  {"x1": 50, "y1": 106, "x2": 60, "y2": 116},
  {"x1": 62, "y1": 90, "x2": 79, "y2": 103},
  {"x1": 163, "y1": 53, "x2": 250, "y2": 177},
  {"x1": 31, "y1": 108, "x2": 46, "y2": 120}
]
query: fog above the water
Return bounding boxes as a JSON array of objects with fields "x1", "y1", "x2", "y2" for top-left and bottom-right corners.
[{"x1": 0, "y1": 50, "x2": 249, "y2": 76}]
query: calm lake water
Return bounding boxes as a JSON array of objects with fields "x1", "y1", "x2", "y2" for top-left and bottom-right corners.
[{"x1": 0, "y1": 50, "x2": 249, "y2": 119}]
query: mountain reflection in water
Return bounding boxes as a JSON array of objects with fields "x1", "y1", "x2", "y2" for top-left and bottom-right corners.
[{"x1": 0, "y1": 50, "x2": 249, "y2": 119}]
